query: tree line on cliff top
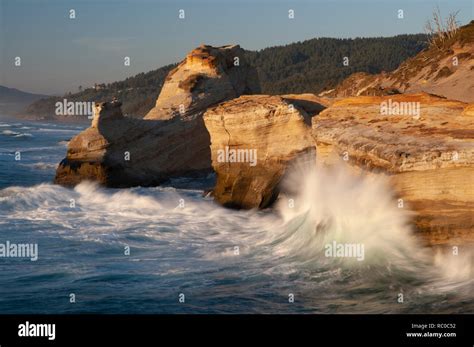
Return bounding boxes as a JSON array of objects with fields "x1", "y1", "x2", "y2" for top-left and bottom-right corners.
[{"x1": 25, "y1": 34, "x2": 428, "y2": 119}]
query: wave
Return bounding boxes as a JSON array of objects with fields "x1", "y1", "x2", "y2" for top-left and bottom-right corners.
[
  {"x1": 1, "y1": 166, "x2": 472, "y2": 283},
  {"x1": 0, "y1": 146, "x2": 61, "y2": 154},
  {"x1": 37, "y1": 128, "x2": 80, "y2": 133},
  {"x1": 0, "y1": 164, "x2": 472, "y2": 312},
  {"x1": 20, "y1": 162, "x2": 58, "y2": 170},
  {"x1": 273, "y1": 160, "x2": 421, "y2": 265},
  {"x1": 2, "y1": 130, "x2": 20, "y2": 136},
  {"x1": 15, "y1": 133, "x2": 33, "y2": 138},
  {"x1": 269, "y1": 159, "x2": 473, "y2": 287},
  {"x1": 0, "y1": 181, "x2": 274, "y2": 250},
  {"x1": 1, "y1": 130, "x2": 33, "y2": 138}
]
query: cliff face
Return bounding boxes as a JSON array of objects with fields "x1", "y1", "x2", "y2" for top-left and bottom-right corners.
[
  {"x1": 55, "y1": 100, "x2": 212, "y2": 186},
  {"x1": 55, "y1": 45, "x2": 259, "y2": 187},
  {"x1": 201, "y1": 90, "x2": 473, "y2": 244},
  {"x1": 203, "y1": 95, "x2": 324, "y2": 209},
  {"x1": 53, "y1": 39, "x2": 473, "y2": 245},
  {"x1": 327, "y1": 21, "x2": 474, "y2": 103},
  {"x1": 312, "y1": 93, "x2": 474, "y2": 244},
  {"x1": 315, "y1": 24, "x2": 474, "y2": 244},
  {"x1": 145, "y1": 45, "x2": 260, "y2": 120}
]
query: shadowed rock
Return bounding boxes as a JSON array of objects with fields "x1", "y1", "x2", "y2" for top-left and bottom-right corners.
[
  {"x1": 55, "y1": 45, "x2": 260, "y2": 187},
  {"x1": 55, "y1": 101, "x2": 211, "y2": 187}
]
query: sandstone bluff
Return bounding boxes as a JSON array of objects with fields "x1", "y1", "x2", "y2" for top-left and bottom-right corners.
[
  {"x1": 55, "y1": 45, "x2": 260, "y2": 187},
  {"x1": 55, "y1": 39, "x2": 474, "y2": 246}
]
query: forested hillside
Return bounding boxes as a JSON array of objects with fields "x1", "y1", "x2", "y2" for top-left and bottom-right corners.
[{"x1": 245, "y1": 34, "x2": 428, "y2": 94}]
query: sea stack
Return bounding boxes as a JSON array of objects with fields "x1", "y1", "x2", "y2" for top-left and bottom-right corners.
[{"x1": 54, "y1": 45, "x2": 260, "y2": 187}]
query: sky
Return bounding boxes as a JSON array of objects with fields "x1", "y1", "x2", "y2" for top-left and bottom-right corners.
[{"x1": 1, "y1": 0, "x2": 473, "y2": 95}]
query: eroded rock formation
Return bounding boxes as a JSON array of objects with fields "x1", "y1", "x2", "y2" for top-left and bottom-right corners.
[
  {"x1": 145, "y1": 44, "x2": 260, "y2": 120},
  {"x1": 55, "y1": 100, "x2": 212, "y2": 187},
  {"x1": 312, "y1": 93, "x2": 474, "y2": 244},
  {"x1": 203, "y1": 95, "x2": 324, "y2": 209},
  {"x1": 55, "y1": 45, "x2": 260, "y2": 187},
  {"x1": 53, "y1": 39, "x2": 473, "y2": 245}
]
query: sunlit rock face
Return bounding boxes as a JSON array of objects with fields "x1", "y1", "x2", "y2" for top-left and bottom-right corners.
[
  {"x1": 55, "y1": 45, "x2": 260, "y2": 187},
  {"x1": 204, "y1": 95, "x2": 323, "y2": 209},
  {"x1": 317, "y1": 21, "x2": 474, "y2": 244},
  {"x1": 145, "y1": 44, "x2": 260, "y2": 120},
  {"x1": 312, "y1": 93, "x2": 474, "y2": 244}
]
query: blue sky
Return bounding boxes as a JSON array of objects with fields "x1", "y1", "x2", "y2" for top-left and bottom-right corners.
[{"x1": 1, "y1": 0, "x2": 472, "y2": 94}]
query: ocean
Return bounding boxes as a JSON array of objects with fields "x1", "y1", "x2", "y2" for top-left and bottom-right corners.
[{"x1": 0, "y1": 119, "x2": 473, "y2": 313}]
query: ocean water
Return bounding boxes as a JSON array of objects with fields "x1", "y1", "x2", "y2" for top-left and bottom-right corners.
[{"x1": 0, "y1": 119, "x2": 473, "y2": 314}]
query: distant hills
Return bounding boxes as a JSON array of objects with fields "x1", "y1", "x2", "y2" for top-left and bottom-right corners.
[
  {"x1": 20, "y1": 33, "x2": 429, "y2": 120},
  {"x1": 19, "y1": 64, "x2": 176, "y2": 120},
  {"x1": 0, "y1": 86, "x2": 49, "y2": 116}
]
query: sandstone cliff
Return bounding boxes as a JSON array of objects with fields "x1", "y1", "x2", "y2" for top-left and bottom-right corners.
[
  {"x1": 53, "y1": 40, "x2": 473, "y2": 246},
  {"x1": 55, "y1": 100, "x2": 213, "y2": 186},
  {"x1": 312, "y1": 93, "x2": 474, "y2": 244},
  {"x1": 145, "y1": 45, "x2": 260, "y2": 120},
  {"x1": 326, "y1": 21, "x2": 474, "y2": 102},
  {"x1": 203, "y1": 95, "x2": 324, "y2": 209},
  {"x1": 55, "y1": 45, "x2": 260, "y2": 187}
]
